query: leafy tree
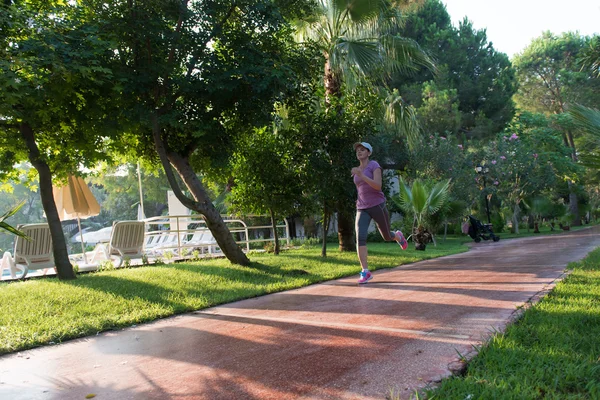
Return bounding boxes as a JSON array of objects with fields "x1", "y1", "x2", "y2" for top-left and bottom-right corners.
[
  {"x1": 278, "y1": 84, "x2": 379, "y2": 256},
  {"x1": 404, "y1": 133, "x2": 473, "y2": 206},
  {"x1": 481, "y1": 113, "x2": 579, "y2": 233},
  {"x1": 514, "y1": 32, "x2": 600, "y2": 114},
  {"x1": 229, "y1": 127, "x2": 306, "y2": 255},
  {"x1": 447, "y1": 19, "x2": 516, "y2": 138},
  {"x1": 416, "y1": 81, "x2": 461, "y2": 136},
  {"x1": 0, "y1": 2, "x2": 116, "y2": 279},
  {"x1": 513, "y1": 32, "x2": 600, "y2": 224},
  {"x1": 395, "y1": 0, "x2": 517, "y2": 140},
  {"x1": 88, "y1": 0, "x2": 305, "y2": 266}
]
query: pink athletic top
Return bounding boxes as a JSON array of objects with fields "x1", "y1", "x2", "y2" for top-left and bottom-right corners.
[{"x1": 353, "y1": 160, "x2": 386, "y2": 209}]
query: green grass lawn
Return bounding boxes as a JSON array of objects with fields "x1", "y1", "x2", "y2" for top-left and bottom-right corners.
[
  {"x1": 424, "y1": 246, "x2": 600, "y2": 400},
  {"x1": 0, "y1": 239, "x2": 467, "y2": 355}
]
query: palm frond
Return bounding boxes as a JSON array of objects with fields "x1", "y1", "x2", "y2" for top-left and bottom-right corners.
[
  {"x1": 380, "y1": 35, "x2": 437, "y2": 76},
  {"x1": 0, "y1": 201, "x2": 29, "y2": 239},
  {"x1": 392, "y1": 178, "x2": 451, "y2": 229},
  {"x1": 569, "y1": 104, "x2": 600, "y2": 138},
  {"x1": 578, "y1": 153, "x2": 600, "y2": 169},
  {"x1": 395, "y1": 179, "x2": 413, "y2": 213},
  {"x1": 579, "y1": 35, "x2": 600, "y2": 78},
  {"x1": 334, "y1": 39, "x2": 382, "y2": 76},
  {"x1": 410, "y1": 179, "x2": 428, "y2": 216},
  {"x1": 334, "y1": 0, "x2": 380, "y2": 25},
  {"x1": 382, "y1": 88, "x2": 421, "y2": 149},
  {"x1": 426, "y1": 179, "x2": 451, "y2": 216}
]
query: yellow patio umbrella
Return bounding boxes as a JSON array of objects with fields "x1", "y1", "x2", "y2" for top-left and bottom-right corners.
[{"x1": 53, "y1": 176, "x2": 101, "y2": 264}]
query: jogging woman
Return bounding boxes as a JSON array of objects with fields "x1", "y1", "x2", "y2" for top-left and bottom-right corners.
[{"x1": 351, "y1": 142, "x2": 407, "y2": 284}]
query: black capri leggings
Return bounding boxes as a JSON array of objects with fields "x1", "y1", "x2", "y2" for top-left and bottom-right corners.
[{"x1": 355, "y1": 202, "x2": 395, "y2": 246}]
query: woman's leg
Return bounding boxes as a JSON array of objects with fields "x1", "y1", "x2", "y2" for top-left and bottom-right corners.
[
  {"x1": 355, "y1": 210, "x2": 372, "y2": 271},
  {"x1": 371, "y1": 203, "x2": 408, "y2": 249},
  {"x1": 371, "y1": 203, "x2": 396, "y2": 241}
]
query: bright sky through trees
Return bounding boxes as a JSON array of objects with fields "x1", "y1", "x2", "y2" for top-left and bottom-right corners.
[{"x1": 444, "y1": 0, "x2": 600, "y2": 58}]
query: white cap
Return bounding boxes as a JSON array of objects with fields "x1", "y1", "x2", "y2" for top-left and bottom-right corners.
[{"x1": 353, "y1": 142, "x2": 373, "y2": 153}]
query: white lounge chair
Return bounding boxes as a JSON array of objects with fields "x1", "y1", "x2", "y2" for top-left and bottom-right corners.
[
  {"x1": 1, "y1": 224, "x2": 55, "y2": 279},
  {"x1": 144, "y1": 231, "x2": 181, "y2": 256},
  {"x1": 92, "y1": 221, "x2": 145, "y2": 267},
  {"x1": 184, "y1": 228, "x2": 219, "y2": 255}
]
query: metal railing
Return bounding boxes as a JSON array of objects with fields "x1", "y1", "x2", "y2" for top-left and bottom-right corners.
[{"x1": 142, "y1": 214, "x2": 290, "y2": 257}]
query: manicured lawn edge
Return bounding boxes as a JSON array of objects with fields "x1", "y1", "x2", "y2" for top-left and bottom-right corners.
[{"x1": 421, "y1": 245, "x2": 600, "y2": 399}]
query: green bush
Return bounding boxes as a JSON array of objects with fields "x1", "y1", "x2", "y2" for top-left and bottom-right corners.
[{"x1": 491, "y1": 214, "x2": 505, "y2": 233}]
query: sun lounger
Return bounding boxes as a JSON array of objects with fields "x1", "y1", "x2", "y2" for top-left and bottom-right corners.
[
  {"x1": 1, "y1": 224, "x2": 55, "y2": 279},
  {"x1": 184, "y1": 228, "x2": 219, "y2": 255},
  {"x1": 91, "y1": 221, "x2": 145, "y2": 267}
]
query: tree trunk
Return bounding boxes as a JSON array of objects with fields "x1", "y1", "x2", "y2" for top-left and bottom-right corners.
[
  {"x1": 321, "y1": 206, "x2": 330, "y2": 258},
  {"x1": 20, "y1": 123, "x2": 76, "y2": 280},
  {"x1": 565, "y1": 129, "x2": 580, "y2": 226},
  {"x1": 151, "y1": 115, "x2": 250, "y2": 266},
  {"x1": 169, "y1": 153, "x2": 250, "y2": 266},
  {"x1": 270, "y1": 209, "x2": 280, "y2": 255},
  {"x1": 443, "y1": 221, "x2": 448, "y2": 241},
  {"x1": 557, "y1": 121, "x2": 580, "y2": 227},
  {"x1": 512, "y1": 202, "x2": 520, "y2": 234},
  {"x1": 337, "y1": 211, "x2": 356, "y2": 252},
  {"x1": 324, "y1": 57, "x2": 341, "y2": 106},
  {"x1": 569, "y1": 191, "x2": 580, "y2": 226}
]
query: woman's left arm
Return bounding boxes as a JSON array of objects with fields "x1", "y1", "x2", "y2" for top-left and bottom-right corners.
[{"x1": 357, "y1": 167, "x2": 382, "y2": 191}]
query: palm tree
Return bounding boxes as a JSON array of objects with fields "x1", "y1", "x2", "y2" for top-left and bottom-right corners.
[
  {"x1": 393, "y1": 178, "x2": 450, "y2": 250},
  {"x1": 295, "y1": 0, "x2": 435, "y2": 252}
]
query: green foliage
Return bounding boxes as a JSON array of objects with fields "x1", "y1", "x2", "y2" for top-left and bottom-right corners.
[
  {"x1": 277, "y1": 84, "x2": 380, "y2": 227},
  {"x1": 578, "y1": 34, "x2": 600, "y2": 78},
  {"x1": 395, "y1": 0, "x2": 517, "y2": 139},
  {"x1": 393, "y1": 177, "x2": 451, "y2": 231},
  {"x1": 483, "y1": 113, "x2": 580, "y2": 207},
  {"x1": 570, "y1": 104, "x2": 600, "y2": 169},
  {"x1": 229, "y1": 126, "x2": 305, "y2": 219},
  {"x1": 295, "y1": 0, "x2": 434, "y2": 89},
  {"x1": 403, "y1": 133, "x2": 474, "y2": 207},
  {"x1": 530, "y1": 196, "x2": 567, "y2": 221},
  {"x1": 513, "y1": 31, "x2": 600, "y2": 115},
  {"x1": 295, "y1": 0, "x2": 435, "y2": 156},
  {"x1": 0, "y1": 2, "x2": 119, "y2": 177},
  {"x1": 416, "y1": 81, "x2": 461, "y2": 136},
  {"x1": 99, "y1": 0, "x2": 306, "y2": 164}
]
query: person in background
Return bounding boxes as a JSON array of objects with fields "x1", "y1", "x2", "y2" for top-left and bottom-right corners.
[{"x1": 351, "y1": 142, "x2": 407, "y2": 284}]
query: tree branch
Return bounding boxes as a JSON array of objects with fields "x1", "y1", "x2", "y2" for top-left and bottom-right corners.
[{"x1": 150, "y1": 112, "x2": 201, "y2": 211}]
